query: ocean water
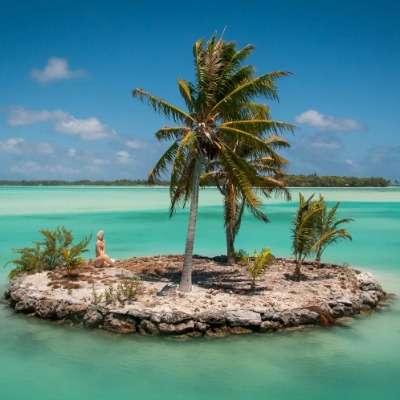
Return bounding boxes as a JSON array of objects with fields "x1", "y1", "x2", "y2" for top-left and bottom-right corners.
[{"x1": 0, "y1": 186, "x2": 399, "y2": 400}]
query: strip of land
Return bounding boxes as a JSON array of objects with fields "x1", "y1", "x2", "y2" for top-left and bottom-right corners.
[{"x1": 5, "y1": 255, "x2": 387, "y2": 337}]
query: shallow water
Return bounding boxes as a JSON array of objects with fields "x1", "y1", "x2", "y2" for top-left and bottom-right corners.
[{"x1": 1, "y1": 187, "x2": 399, "y2": 400}]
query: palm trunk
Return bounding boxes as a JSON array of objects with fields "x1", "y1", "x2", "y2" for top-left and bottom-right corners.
[
  {"x1": 224, "y1": 183, "x2": 236, "y2": 265},
  {"x1": 315, "y1": 248, "x2": 322, "y2": 263},
  {"x1": 179, "y1": 159, "x2": 201, "y2": 292},
  {"x1": 293, "y1": 260, "x2": 301, "y2": 282},
  {"x1": 226, "y1": 224, "x2": 235, "y2": 265}
]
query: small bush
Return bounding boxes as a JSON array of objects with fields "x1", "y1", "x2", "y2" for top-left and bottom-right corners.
[
  {"x1": 240, "y1": 248, "x2": 275, "y2": 291},
  {"x1": 5, "y1": 226, "x2": 91, "y2": 279}
]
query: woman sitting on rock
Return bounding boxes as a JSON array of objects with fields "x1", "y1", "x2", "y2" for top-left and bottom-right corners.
[{"x1": 94, "y1": 230, "x2": 115, "y2": 267}]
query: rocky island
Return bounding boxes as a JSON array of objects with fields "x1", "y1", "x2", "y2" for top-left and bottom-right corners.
[{"x1": 4, "y1": 255, "x2": 387, "y2": 337}]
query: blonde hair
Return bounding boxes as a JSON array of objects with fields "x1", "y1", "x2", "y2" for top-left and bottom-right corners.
[{"x1": 96, "y1": 230, "x2": 104, "y2": 240}]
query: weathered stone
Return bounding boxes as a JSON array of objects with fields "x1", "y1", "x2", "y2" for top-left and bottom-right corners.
[
  {"x1": 370, "y1": 290, "x2": 385, "y2": 301},
  {"x1": 183, "y1": 331, "x2": 203, "y2": 338},
  {"x1": 55, "y1": 301, "x2": 87, "y2": 322},
  {"x1": 103, "y1": 313, "x2": 137, "y2": 334},
  {"x1": 271, "y1": 313, "x2": 283, "y2": 322},
  {"x1": 280, "y1": 309, "x2": 319, "y2": 327},
  {"x1": 357, "y1": 272, "x2": 383, "y2": 292},
  {"x1": 140, "y1": 319, "x2": 159, "y2": 335},
  {"x1": 196, "y1": 310, "x2": 226, "y2": 325},
  {"x1": 156, "y1": 284, "x2": 175, "y2": 296},
  {"x1": 35, "y1": 300, "x2": 57, "y2": 319},
  {"x1": 10, "y1": 288, "x2": 28, "y2": 303},
  {"x1": 257, "y1": 309, "x2": 276, "y2": 321},
  {"x1": 205, "y1": 326, "x2": 230, "y2": 337},
  {"x1": 229, "y1": 326, "x2": 253, "y2": 334},
  {"x1": 226, "y1": 310, "x2": 262, "y2": 327},
  {"x1": 260, "y1": 321, "x2": 282, "y2": 331},
  {"x1": 137, "y1": 325, "x2": 146, "y2": 335},
  {"x1": 194, "y1": 321, "x2": 209, "y2": 332},
  {"x1": 127, "y1": 307, "x2": 152, "y2": 321},
  {"x1": 15, "y1": 298, "x2": 37, "y2": 313},
  {"x1": 337, "y1": 296, "x2": 353, "y2": 307},
  {"x1": 330, "y1": 303, "x2": 345, "y2": 317},
  {"x1": 83, "y1": 306, "x2": 103, "y2": 328},
  {"x1": 161, "y1": 311, "x2": 192, "y2": 324},
  {"x1": 158, "y1": 320, "x2": 195, "y2": 334}
]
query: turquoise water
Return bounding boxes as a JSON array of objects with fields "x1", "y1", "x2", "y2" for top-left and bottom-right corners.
[{"x1": 1, "y1": 187, "x2": 400, "y2": 400}]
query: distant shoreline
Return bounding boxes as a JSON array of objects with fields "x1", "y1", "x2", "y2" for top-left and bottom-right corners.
[{"x1": 0, "y1": 175, "x2": 394, "y2": 188}]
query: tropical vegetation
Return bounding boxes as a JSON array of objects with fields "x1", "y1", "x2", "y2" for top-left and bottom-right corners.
[
  {"x1": 5, "y1": 226, "x2": 91, "y2": 278},
  {"x1": 132, "y1": 34, "x2": 293, "y2": 291},
  {"x1": 284, "y1": 174, "x2": 390, "y2": 187},
  {"x1": 291, "y1": 193, "x2": 352, "y2": 281},
  {"x1": 0, "y1": 175, "x2": 391, "y2": 187},
  {"x1": 239, "y1": 248, "x2": 275, "y2": 291},
  {"x1": 201, "y1": 106, "x2": 291, "y2": 264}
]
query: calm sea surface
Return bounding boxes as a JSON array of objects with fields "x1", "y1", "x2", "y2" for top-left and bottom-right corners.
[{"x1": 0, "y1": 186, "x2": 399, "y2": 400}]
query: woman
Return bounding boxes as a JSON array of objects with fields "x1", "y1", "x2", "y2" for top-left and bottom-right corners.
[{"x1": 94, "y1": 230, "x2": 115, "y2": 267}]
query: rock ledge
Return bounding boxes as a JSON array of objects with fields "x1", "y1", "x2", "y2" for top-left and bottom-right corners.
[{"x1": 4, "y1": 255, "x2": 387, "y2": 338}]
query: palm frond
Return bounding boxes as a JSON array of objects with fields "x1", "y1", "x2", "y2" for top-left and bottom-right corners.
[
  {"x1": 148, "y1": 141, "x2": 180, "y2": 184},
  {"x1": 177, "y1": 79, "x2": 195, "y2": 112},
  {"x1": 155, "y1": 126, "x2": 192, "y2": 141},
  {"x1": 212, "y1": 71, "x2": 292, "y2": 114},
  {"x1": 132, "y1": 88, "x2": 194, "y2": 124},
  {"x1": 221, "y1": 120, "x2": 295, "y2": 136}
]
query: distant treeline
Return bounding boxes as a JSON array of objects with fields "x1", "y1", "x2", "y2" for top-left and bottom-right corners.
[
  {"x1": 0, "y1": 179, "x2": 168, "y2": 186},
  {"x1": 0, "y1": 175, "x2": 391, "y2": 187},
  {"x1": 283, "y1": 175, "x2": 391, "y2": 187}
]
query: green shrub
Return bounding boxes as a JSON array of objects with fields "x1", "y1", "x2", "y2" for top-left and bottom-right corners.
[
  {"x1": 240, "y1": 248, "x2": 275, "y2": 291},
  {"x1": 291, "y1": 193, "x2": 353, "y2": 281},
  {"x1": 5, "y1": 226, "x2": 91, "y2": 279}
]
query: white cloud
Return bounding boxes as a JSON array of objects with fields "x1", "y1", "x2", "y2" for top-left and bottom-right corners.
[
  {"x1": 295, "y1": 109, "x2": 363, "y2": 132},
  {"x1": 116, "y1": 150, "x2": 134, "y2": 165},
  {"x1": 311, "y1": 141, "x2": 341, "y2": 150},
  {"x1": 125, "y1": 138, "x2": 150, "y2": 149},
  {"x1": 0, "y1": 137, "x2": 25, "y2": 153},
  {"x1": 8, "y1": 107, "x2": 116, "y2": 141},
  {"x1": 8, "y1": 107, "x2": 67, "y2": 126},
  {"x1": 36, "y1": 143, "x2": 56, "y2": 155},
  {"x1": 346, "y1": 159, "x2": 354, "y2": 166},
  {"x1": 31, "y1": 57, "x2": 85, "y2": 83},
  {"x1": 67, "y1": 148, "x2": 77, "y2": 157},
  {"x1": 55, "y1": 116, "x2": 116, "y2": 140},
  {"x1": 0, "y1": 137, "x2": 56, "y2": 155},
  {"x1": 10, "y1": 160, "x2": 80, "y2": 177}
]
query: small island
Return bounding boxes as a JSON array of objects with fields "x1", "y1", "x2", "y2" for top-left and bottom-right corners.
[{"x1": 4, "y1": 255, "x2": 387, "y2": 337}]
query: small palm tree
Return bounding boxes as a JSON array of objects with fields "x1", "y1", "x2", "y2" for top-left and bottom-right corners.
[
  {"x1": 291, "y1": 194, "x2": 353, "y2": 281},
  {"x1": 291, "y1": 194, "x2": 324, "y2": 281},
  {"x1": 310, "y1": 197, "x2": 353, "y2": 262},
  {"x1": 240, "y1": 248, "x2": 274, "y2": 291}
]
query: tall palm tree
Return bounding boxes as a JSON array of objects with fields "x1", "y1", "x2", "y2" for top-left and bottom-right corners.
[{"x1": 133, "y1": 34, "x2": 292, "y2": 291}]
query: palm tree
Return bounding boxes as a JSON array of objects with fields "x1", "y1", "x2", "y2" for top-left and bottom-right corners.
[
  {"x1": 310, "y1": 197, "x2": 353, "y2": 262},
  {"x1": 133, "y1": 34, "x2": 292, "y2": 291},
  {"x1": 203, "y1": 133, "x2": 292, "y2": 264},
  {"x1": 291, "y1": 193, "x2": 324, "y2": 281}
]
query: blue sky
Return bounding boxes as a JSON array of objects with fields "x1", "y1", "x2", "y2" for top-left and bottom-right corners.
[{"x1": 1, "y1": 0, "x2": 399, "y2": 181}]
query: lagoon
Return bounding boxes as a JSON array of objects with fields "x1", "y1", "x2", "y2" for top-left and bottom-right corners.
[{"x1": 1, "y1": 187, "x2": 399, "y2": 400}]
